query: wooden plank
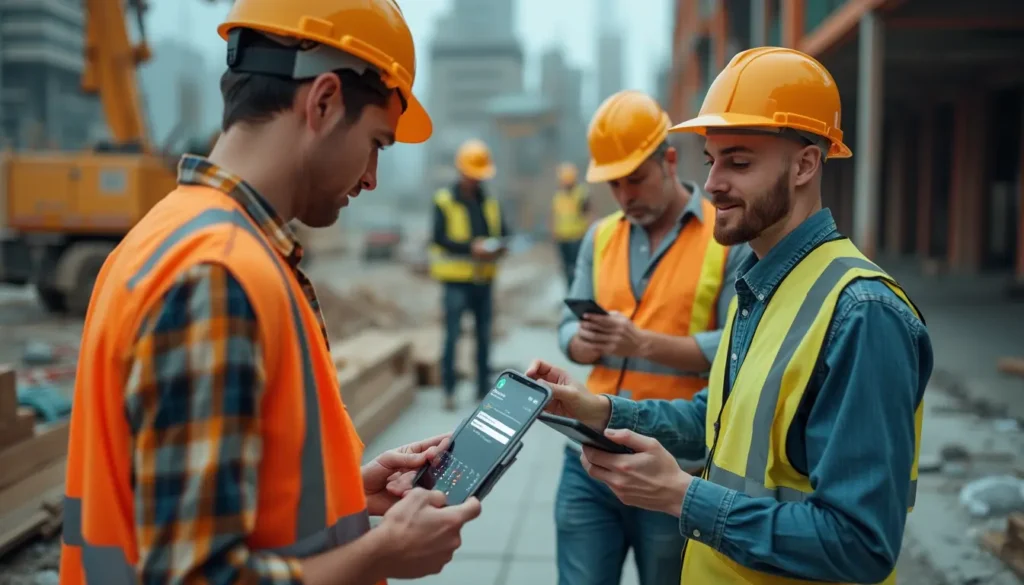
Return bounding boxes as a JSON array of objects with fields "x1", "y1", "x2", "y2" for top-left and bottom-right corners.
[
  {"x1": 0, "y1": 459, "x2": 66, "y2": 516},
  {"x1": 353, "y1": 373, "x2": 417, "y2": 446},
  {"x1": 0, "y1": 408, "x2": 35, "y2": 451},
  {"x1": 0, "y1": 421, "x2": 69, "y2": 491},
  {"x1": 0, "y1": 366, "x2": 17, "y2": 425}
]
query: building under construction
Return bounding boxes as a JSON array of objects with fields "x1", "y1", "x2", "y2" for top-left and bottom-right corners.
[{"x1": 668, "y1": 0, "x2": 1024, "y2": 288}]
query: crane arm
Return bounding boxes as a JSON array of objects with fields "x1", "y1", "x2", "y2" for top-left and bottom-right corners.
[{"x1": 82, "y1": 0, "x2": 152, "y2": 150}]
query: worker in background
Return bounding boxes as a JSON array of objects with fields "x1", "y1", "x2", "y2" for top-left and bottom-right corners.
[
  {"x1": 529, "y1": 47, "x2": 932, "y2": 585},
  {"x1": 554, "y1": 89, "x2": 747, "y2": 585},
  {"x1": 430, "y1": 139, "x2": 512, "y2": 411},
  {"x1": 551, "y1": 162, "x2": 592, "y2": 286},
  {"x1": 59, "y1": 2, "x2": 482, "y2": 584}
]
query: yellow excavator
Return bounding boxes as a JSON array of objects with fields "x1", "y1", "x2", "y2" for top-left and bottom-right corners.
[{"x1": 0, "y1": 0, "x2": 223, "y2": 315}]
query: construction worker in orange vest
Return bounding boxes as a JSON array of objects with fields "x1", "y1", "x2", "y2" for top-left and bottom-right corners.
[
  {"x1": 552, "y1": 89, "x2": 748, "y2": 585},
  {"x1": 551, "y1": 162, "x2": 592, "y2": 286},
  {"x1": 59, "y1": 2, "x2": 482, "y2": 584},
  {"x1": 529, "y1": 48, "x2": 930, "y2": 585},
  {"x1": 430, "y1": 139, "x2": 511, "y2": 411}
]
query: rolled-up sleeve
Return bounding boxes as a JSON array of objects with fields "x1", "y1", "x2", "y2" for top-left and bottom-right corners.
[{"x1": 557, "y1": 223, "x2": 599, "y2": 359}]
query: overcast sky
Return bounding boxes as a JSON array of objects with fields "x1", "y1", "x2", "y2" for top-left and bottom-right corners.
[{"x1": 146, "y1": 0, "x2": 674, "y2": 106}]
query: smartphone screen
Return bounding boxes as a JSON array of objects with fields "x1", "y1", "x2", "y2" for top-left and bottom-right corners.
[{"x1": 415, "y1": 372, "x2": 549, "y2": 504}]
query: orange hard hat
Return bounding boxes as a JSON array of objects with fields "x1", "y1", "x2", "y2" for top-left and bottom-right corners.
[
  {"x1": 670, "y1": 47, "x2": 851, "y2": 159},
  {"x1": 455, "y1": 139, "x2": 496, "y2": 181},
  {"x1": 557, "y1": 162, "x2": 578, "y2": 186},
  {"x1": 217, "y1": 0, "x2": 431, "y2": 144},
  {"x1": 586, "y1": 90, "x2": 671, "y2": 183}
]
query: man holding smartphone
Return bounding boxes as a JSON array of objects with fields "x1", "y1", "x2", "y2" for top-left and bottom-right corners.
[
  {"x1": 59, "y1": 2, "x2": 481, "y2": 584},
  {"x1": 555, "y1": 90, "x2": 747, "y2": 585},
  {"x1": 430, "y1": 139, "x2": 513, "y2": 411},
  {"x1": 532, "y1": 48, "x2": 931, "y2": 585}
]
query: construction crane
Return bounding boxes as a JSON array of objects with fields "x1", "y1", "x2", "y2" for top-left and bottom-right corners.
[{"x1": 0, "y1": 0, "x2": 226, "y2": 315}]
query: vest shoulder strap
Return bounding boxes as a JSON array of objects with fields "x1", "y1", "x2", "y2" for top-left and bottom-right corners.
[
  {"x1": 593, "y1": 211, "x2": 624, "y2": 260},
  {"x1": 434, "y1": 189, "x2": 454, "y2": 205}
]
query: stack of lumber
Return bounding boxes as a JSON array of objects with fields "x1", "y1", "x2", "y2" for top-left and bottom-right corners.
[
  {"x1": 980, "y1": 512, "x2": 1024, "y2": 579},
  {"x1": 333, "y1": 330, "x2": 418, "y2": 445},
  {"x1": 0, "y1": 366, "x2": 69, "y2": 557}
]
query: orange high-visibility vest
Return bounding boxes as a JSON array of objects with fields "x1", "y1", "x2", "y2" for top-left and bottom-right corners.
[
  {"x1": 587, "y1": 197, "x2": 728, "y2": 401},
  {"x1": 59, "y1": 185, "x2": 377, "y2": 585}
]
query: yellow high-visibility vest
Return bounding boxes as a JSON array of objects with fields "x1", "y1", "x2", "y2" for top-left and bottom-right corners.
[
  {"x1": 429, "y1": 189, "x2": 502, "y2": 283},
  {"x1": 552, "y1": 185, "x2": 590, "y2": 241},
  {"x1": 681, "y1": 237, "x2": 925, "y2": 585}
]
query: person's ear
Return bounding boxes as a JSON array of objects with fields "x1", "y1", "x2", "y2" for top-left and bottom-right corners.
[
  {"x1": 303, "y1": 72, "x2": 344, "y2": 133},
  {"x1": 792, "y1": 145, "x2": 821, "y2": 187}
]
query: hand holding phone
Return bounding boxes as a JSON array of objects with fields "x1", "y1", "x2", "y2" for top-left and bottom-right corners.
[
  {"x1": 564, "y1": 298, "x2": 609, "y2": 320},
  {"x1": 538, "y1": 412, "x2": 633, "y2": 454},
  {"x1": 375, "y1": 488, "x2": 481, "y2": 579}
]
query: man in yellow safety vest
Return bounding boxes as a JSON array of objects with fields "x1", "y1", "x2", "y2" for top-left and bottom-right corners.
[
  {"x1": 553, "y1": 89, "x2": 747, "y2": 585},
  {"x1": 551, "y1": 161, "x2": 592, "y2": 285},
  {"x1": 529, "y1": 47, "x2": 932, "y2": 585},
  {"x1": 430, "y1": 139, "x2": 511, "y2": 411}
]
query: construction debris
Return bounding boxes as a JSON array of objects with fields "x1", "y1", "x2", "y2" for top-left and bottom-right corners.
[
  {"x1": 0, "y1": 367, "x2": 68, "y2": 558},
  {"x1": 996, "y1": 357, "x2": 1024, "y2": 378},
  {"x1": 980, "y1": 512, "x2": 1024, "y2": 579}
]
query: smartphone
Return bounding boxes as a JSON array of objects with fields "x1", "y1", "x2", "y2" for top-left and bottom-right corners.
[
  {"x1": 564, "y1": 298, "x2": 609, "y2": 319},
  {"x1": 414, "y1": 370, "x2": 552, "y2": 504},
  {"x1": 537, "y1": 412, "x2": 634, "y2": 454}
]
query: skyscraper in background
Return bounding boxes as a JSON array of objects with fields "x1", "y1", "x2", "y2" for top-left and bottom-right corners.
[
  {"x1": 426, "y1": 0, "x2": 525, "y2": 193},
  {"x1": 594, "y1": 0, "x2": 624, "y2": 110}
]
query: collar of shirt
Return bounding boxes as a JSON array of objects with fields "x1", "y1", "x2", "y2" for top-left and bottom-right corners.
[
  {"x1": 452, "y1": 182, "x2": 487, "y2": 203},
  {"x1": 735, "y1": 208, "x2": 840, "y2": 301},
  {"x1": 679, "y1": 181, "x2": 708, "y2": 224},
  {"x1": 176, "y1": 154, "x2": 304, "y2": 268}
]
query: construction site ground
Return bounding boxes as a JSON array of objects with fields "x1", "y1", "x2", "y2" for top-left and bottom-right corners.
[{"x1": 0, "y1": 244, "x2": 1022, "y2": 584}]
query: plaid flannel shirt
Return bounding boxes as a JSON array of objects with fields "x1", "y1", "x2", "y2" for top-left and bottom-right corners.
[{"x1": 124, "y1": 155, "x2": 330, "y2": 584}]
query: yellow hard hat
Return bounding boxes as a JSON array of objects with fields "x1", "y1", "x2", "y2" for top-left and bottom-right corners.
[
  {"x1": 557, "y1": 162, "x2": 578, "y2": 186},
  {"x1": 454, "y1": 139, "x2": 496, "y2": 181},
  {"x1": 217, "y1": 0, "x2": 432, "y2": 144},
  {"x1": 586, "y1": 90, "x2": 670, "y2": 183},
  {"x1": 670, "y1": 47, "x2": 851, "y2": 159}
]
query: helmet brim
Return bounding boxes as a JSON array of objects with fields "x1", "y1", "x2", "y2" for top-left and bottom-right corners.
[
  {"x1": 396, "y1": 91, "x2": 433, "y2": 144},
  {"x1": 670, "y1": 113, "x2": 852, "y2": 159}
]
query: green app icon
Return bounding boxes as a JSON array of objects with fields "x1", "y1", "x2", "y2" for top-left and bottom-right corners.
[{"x1": 496, "y1": 378, "x2": 506, "y2": 389}]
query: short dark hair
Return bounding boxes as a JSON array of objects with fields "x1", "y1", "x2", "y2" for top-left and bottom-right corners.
[
  {"x1": 649, "y1": 140, "x2": 671, "y2": 161},
  {"x1": 219, "y1": 68, "x2": 394, "y2": 131}
]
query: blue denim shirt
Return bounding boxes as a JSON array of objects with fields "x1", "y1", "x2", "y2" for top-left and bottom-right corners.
[{"x1": 606, "y1": 209, "x2": 933, "y2": 583}]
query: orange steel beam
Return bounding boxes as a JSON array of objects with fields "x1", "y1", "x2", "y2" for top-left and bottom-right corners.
[
  {"x1": 781, "y1": 0, "x2": 805, "y2": 48},
  {"x1": 799, "y1": 0, "x2": 905, "y2": 57}
]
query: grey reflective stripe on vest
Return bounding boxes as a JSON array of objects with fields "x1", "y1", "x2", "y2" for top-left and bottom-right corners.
[
  {"x1": 65, "y1": 208, "x2": 366, "y2": 584},
  {"x1": 708, "y1": 256, "x2": 919, "y2": 507},
  {"x1": 598, "y1": 355, "x2": 708, "y2": 380}
]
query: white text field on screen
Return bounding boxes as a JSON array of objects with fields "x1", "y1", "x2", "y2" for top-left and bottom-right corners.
[
  {"x1": 477, "y1": 411, "x2": 515, "y2": 436},
  {"x1": 471, "y1": 419, "x2": 510, "y2": 445}
]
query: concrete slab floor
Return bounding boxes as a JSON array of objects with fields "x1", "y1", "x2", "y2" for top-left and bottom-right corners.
[{"x1": 366, "y1": 321, "x2": 1024, "y2": 584}]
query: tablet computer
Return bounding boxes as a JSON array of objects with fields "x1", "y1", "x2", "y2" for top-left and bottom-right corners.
[{"x1": 538, "y1": 412, "x2": 634, "y2": 454}]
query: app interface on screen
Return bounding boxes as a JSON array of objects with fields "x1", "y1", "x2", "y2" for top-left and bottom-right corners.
[{"x1": 417, "y1": 376, "x2": 546, "y2": 504}]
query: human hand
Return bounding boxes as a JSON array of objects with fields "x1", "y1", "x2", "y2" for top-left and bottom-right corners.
[
  {"x1": 363, "y1": 434, "x2": 451, "y2": 515},
  {"x1": 578, "y1": 311, "x2": 648, "y2": 358},
  {"x1": 376, "y1": 488, "x2": 482, "y2": 578},
  {"x1": 580, "y1": 429, "x2": 692, "y2": 517},
  {"x1": 525, "y1": 359, "x2": 611, "y2": 430},
  {"x1": 568, "y1": 334, "x2": 603, "y2": 364},
  {"x1": 470, "y1": 238, "x2": 501, "y2": 260}
]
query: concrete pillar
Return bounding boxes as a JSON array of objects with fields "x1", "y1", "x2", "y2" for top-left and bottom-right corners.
[
  {"x1": 750, "y1": 0, "x2": 767, "y2": 47},
  {"x1": 852, "y1": 11, "x2": 884, "y2": 259},
  {"x1": 885, "y1": 121, "x2": 906, "y2": 255},
  {"x1": 915, "y1": 110, "x2": 934, "y2": 259},
  {"x1": 1015, "y1": 100, "x2": 1024, "y2": 283}
]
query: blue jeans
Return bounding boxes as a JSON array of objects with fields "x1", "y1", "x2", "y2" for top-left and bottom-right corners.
[
  {"x1": 557, "y1": 240, "x2": 583, "y2": 286},
  {"x1": 441, "y1": 282, "x2": 493, "y2": 398},
  {"x1": 555, "y1": 447, "x2": 686, "y2": 585}
]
